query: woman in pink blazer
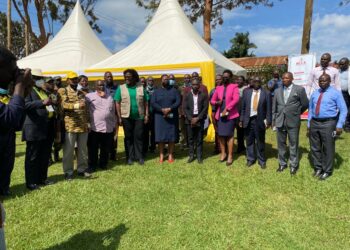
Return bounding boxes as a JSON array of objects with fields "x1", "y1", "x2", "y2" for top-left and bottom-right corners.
[{"x1": 210, "y1": 70, "x2": 240, "y2": 166}]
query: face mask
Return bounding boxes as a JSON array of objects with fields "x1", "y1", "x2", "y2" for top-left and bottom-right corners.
[
  {"x1": 169, "y1": 79, "x2": 175, "y2": 86},
  {"x1": 35, "y1": 79, "x2": 45, "y2": 88}
]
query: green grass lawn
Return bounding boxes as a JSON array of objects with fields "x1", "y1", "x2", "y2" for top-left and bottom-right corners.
[{"x1": 2, "y1": 122, "x2": 350, "y2": 250}]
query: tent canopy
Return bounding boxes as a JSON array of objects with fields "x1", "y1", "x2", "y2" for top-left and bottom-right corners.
[
  {"x1": 86, "y1": 0, "x2": 246, "y2": 80},
  {"x1": 17, "y1": 1, "x2": 111, "y2": 77}
]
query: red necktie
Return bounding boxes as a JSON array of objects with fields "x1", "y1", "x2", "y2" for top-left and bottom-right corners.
[{"x1": 315, "y1": 91, "x2": 324, "y2": 116}]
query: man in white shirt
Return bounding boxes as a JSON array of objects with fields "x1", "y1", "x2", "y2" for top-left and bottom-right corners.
[
  {"x1": 339, "y1": 57, "x2": 350, "y2": 132},
  {"x1": 183, "y1": 79, "x2": 209, "y2": 164},
  {"x1": 307, "y1": 53, "x2": 340, "y2": 96}
]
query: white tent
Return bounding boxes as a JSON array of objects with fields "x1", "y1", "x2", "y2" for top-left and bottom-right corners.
[
  {"x1": 86, "y1": 0, "x2": 246, "y2": 83},
  {"x1": 17, "y1": 1, "x2": 111, "y2": 77}
]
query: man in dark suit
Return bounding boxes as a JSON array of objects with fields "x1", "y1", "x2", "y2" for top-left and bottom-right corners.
[
  {"x1": 183, "y1": 79, "x2": 209, "y2": 164},
  {"x1": 239, "y1": 76, "x2": 272, "y2": 169},
  {"x1": 23, "y1": 69, "x2": 56, "y2": 190},
  {"x1": 272, "y1": 72, "x2": 309, "y2": 175}
]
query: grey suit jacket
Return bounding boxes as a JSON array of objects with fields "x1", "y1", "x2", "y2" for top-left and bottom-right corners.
[{"x1": 272, "y1": 84, "x2": 309, "y2": 128}]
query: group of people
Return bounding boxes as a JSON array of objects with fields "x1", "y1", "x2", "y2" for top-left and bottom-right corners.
[{"x1": 1, "y1": 44, "x2": 350, "y2": 248}]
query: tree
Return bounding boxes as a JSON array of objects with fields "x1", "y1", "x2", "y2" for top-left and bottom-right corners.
[
  {"x1": 223, "y1": 32, "x2": 257, "y2": 58},
  {"x1": 136, "y1": 0, "x2": 279, "y2": 44},
  {"x1": 301, "y1": 0, "x2": 313, "y2": 54},
  {"x1": 0, "y1": 12, "x2": 25, "y2": 58},
  {"x1": 12, "y1": 0, "x2": 101, "y2": 52}
]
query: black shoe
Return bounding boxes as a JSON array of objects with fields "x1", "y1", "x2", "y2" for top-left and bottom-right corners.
[
  {"x1": 0, "y1": 190, "x2": 11, "y2": 196},
  {"x1": 259, "y1": 162, "x2": 267, "y2": 169},
  {"x1": 77, "y1": 171, "x2": 92, "y2": 178},
  {"x1": 319, "y1": 173, "x2": 331, "y2": 181},
  {"x1": 313, "y1": 170, "x2": 322, "y2": 178},
  {"x1": 187, "y1": 156, "x2": 195, "y2": 163},
  {"x1": 197, "y1": 158, "x2": 203, "y2": 164},
  {"x1": 277, "y1": 165, "x2": 287, "y2": 172},
  {"x1": 40, "y1": 180, "x2": 56, "y2": 186},
  {"x1": 290, "y1": 167, "x2": 298, "y2": 175},
  {"x1": 246, "y1": 161, "x2": 255, "y2": 167},
  {"x1": 27, "y1": 184, "x2": 41, "y2": 191},
  {"x1": 127, "y1": 159, "x2": 134, "y2": 165},
  {"x1": 139, "y1": 159, "x2": 145, "y2": 165},
  {"x1": 65, "y1": 173, "x2": 74, "y2": 181}
]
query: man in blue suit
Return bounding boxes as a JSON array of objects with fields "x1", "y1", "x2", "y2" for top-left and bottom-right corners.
[
  {"x1": 239, "y1": 76, "x2": 272, "y2": 169},
  {"x1": 0, "y1": 46, "x2": 33, "y2": 250}
]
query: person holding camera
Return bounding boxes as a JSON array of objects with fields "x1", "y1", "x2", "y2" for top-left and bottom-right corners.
[
  {"x1": 22, "y1": 69, "x2": 57, "y2": 190},
  {"x1": 0, "y1": 46, "x2": 33, "y2": 250}
]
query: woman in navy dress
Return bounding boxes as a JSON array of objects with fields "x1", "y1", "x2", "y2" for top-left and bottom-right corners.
[{"x1": 151, "y1": 74, "x2": 181, "y2": 163}]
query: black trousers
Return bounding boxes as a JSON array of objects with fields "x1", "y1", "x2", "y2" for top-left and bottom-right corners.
[
  {"x1": 25, "y1": 119, "x2": 55, "y2": 185},
  {"x1": 122, "y1": 118, "x2": 144, "y2": 161},
  {"x1": 0, "y1": 130, "x2": 15, "y2": 193},
  {"x1": 109, "y1": 129, "x2": 117, "y2": 160},
  {"x1": 342, "y1": 91, "x2": 350, "y2": 129},
  {"x1": 309, "y1": 119, "x2": 336, "y2": 174},
  {"x1": 244, "y1": 117, "x2": 266, "y2": 164},
  {"x1": 187, "y1": 122, "x2": 204, "y2": 160},
  {"x1": 25, "y1": 138, "x2": 53, "y2": 185},
  {"x1": 88, "y1": 131, "x2": 113, "y2": 170},
  {"x1": 236, "y1": 125, "x2": 245, "y2": 150}
]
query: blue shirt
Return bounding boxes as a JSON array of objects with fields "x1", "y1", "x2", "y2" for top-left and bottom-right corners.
[
  {"x1": 308, "y1": 86, "x2": 348, "y2": 128},
  {"x1": 0, "y1": 95, "x2": 25, "y2": 130},
  {"x1": 267, "y1": 78, "x2": 282, "y2": 96}
]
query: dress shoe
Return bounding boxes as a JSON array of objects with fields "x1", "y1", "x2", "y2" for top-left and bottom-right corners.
[
  {"x1": 197, "y1": 158, "x2": 203, "y2": 164},
  {"x1": 290, "y1": 167, "x2": 298, "y2": 175},
  {"x1": 187, "y1": 156, "x2": 195, "y2": 163},
  {"x1": 40, "y1": 180, "x2": 56, "y2": 186},
  {"x1": 65, "y1": 173, "x2": 74, "y2": 181},
  {"x1": 259, "y1": 162, "x2": 267, "y2": 169},
  {"x1": 276, "y1": 165, "x2": 287, "y2": 172},
  {"x1": 77, "y1": 172, "x2": 92, "y2": 178},
  {"x1": 139, "y1": 159, "x2": 145, "y2": 165},
  {"x1": 168, "y1": 158, "x2": 175, "y2": 163},
  {"x1": 127, "y1": 159, "x2": 134, "y2": 165},
  {"x1": 27, "y1": 184, "x2": 41, "y2": 191},
  {"x1": 246, "y1": 161, "x2": 255, "y2": 167},
  {"x1": 319, "y1": 173, "x2": 331, "y2": 181},
  {"x1": 313, "y1": 170, "x2": 322, "y2": 178}
]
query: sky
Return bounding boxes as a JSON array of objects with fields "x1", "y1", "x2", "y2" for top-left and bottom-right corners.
[{"x1": 2, "y1": 0, "x2": 350, "y2": 60}]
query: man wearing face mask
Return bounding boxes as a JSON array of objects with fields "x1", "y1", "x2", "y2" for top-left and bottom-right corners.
[
  {"x1": 104, "y1": 71, "x2": 119, "y2": 161},
  {"x1": 22, "y1": 69, "x2": 57, "y2": 190},
  {"x1": 0, "y1": 46, "x2": 32, "y2": 249},
  {"x1": 143, "y1": 76, "x2": 156, "y2": 154},
  {"x1": 58, "y1": 72, "x2": 91, "y2": 180},
  {"x1": 86, "y1": 81, "x2": 116, "y2": 171}
]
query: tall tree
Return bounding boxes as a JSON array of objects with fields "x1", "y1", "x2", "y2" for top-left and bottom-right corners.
[
  {"x1": 12, "y1": 0, "x2": 101, "y2": 52},
  {"x1": 136, "y1": 0, "x2": 279, "y2": 44},
  {"x1": 0, "y1": 12, "x2": 27, "y2": 58},
  {"x1": 223, "y1": 32, "x2": 257, "y2": 58},
  {"x1": 301, "y1": 0, "x2": 313, "y2": 54}
]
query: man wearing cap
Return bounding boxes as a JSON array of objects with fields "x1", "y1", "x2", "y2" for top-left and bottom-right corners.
[
  {"x1": 58, "y1": 72, "x2": 91, "y2": 180},
  {"x1": 23, "y1": 69, "x2": 57, "y2": 190}
]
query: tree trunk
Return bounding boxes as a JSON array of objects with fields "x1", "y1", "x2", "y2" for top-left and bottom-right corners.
[
  {"x1": 203, "y1": 0, "x2": 212, "y2": 44},
  {"x1": 34, "y1": 0, "x2": 48, "y2": 47},
  {"x1": 7, "y1": 0, "x2": 11, "y2": 50},
  {"x1": 301, "y1": 0, "x2": 313, "y2": 54}
]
